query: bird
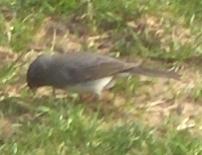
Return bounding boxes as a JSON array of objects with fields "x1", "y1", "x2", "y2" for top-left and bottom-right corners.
[{"x1": 27, "y1": 52, "x2": 180, "y2": 97}]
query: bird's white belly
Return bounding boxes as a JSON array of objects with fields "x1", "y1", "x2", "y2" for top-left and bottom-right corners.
[{"x1": 69, "y1": 76, "x2": 113, "y2": 96}]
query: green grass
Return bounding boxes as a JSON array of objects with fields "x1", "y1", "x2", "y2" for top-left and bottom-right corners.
[
  {"x1": 0, "y1": 0, "x2": 202, "y2": 154},
  {"x1": 0, "y1": 97, "x2": 202, "y2": 155},
  {"x1": 1, "y1": 0, "x2": 202, "y2": 58}
]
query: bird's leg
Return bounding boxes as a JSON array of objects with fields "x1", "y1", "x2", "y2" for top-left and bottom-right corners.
[
  {"x1": 79, "y1": 93, "x2": 100, "y2": 102},
  {"x1": 52, "y1": 87, "x2": 56, "y2": 97}
]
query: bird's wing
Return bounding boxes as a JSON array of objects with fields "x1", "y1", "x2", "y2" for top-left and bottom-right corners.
[
  {"x1": 48, "y1": 53, "x2": 180, "y2": 88},
  {"x1": 50, "y1": 53, "x2": 134, "y2": 86}
]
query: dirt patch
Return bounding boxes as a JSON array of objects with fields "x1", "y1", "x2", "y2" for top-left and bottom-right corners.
[{"x1": 0, "y1": 15, "x2": 202, "y2": 133}]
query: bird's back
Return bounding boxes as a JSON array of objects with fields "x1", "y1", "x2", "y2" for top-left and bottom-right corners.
[{"x1": 45, "y1": 52, "x2": 134, "y2": 88}]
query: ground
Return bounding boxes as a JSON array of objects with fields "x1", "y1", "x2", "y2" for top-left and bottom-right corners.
[{"x1": 0, "y1": 0, "x2": 202, "y2": 154}]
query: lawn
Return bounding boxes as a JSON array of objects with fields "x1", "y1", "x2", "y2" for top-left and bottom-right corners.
[{"x1": 0, "y1": 0, "x2": 202, "y2": 154}]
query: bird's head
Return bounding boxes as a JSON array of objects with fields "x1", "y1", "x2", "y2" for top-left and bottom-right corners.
[{"x1": 27, "y1": 54, "x2": 51, "y2": 90}]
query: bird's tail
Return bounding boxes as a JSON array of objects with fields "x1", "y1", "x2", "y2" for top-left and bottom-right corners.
[{"x1": 128, "y1": 66, "x2": 180, "y2": 80}]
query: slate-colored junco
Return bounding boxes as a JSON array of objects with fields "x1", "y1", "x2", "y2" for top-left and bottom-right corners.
[{"x1": 27, "y1": 52, "x2": 180, "y2": 96}]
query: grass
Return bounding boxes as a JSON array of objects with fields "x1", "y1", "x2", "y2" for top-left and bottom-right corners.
[
  {"x1": 0, "y1": 97, "x2": 202, "y2": 155},
  {"x1": 0, "y1": 0, "x2": 202, "y2": 154}
]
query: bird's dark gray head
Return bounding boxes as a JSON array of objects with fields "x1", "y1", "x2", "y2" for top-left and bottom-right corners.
[{"x1": 27, "y1": 54, "x2": 52, "y2": 89}]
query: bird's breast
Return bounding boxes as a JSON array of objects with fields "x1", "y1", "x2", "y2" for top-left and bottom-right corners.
[{"x1": 68, "y1": 76, "x2": 113, "y2": 96}]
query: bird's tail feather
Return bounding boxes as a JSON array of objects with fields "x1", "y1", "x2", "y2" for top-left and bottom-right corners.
[{"x1": 128, "y1": 66, "x2": 180, "y2": 80}]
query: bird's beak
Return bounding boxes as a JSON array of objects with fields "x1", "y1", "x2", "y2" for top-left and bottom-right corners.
[
  {"x1": 30, "y1": 88, "x2": 37, "y2": 94},
  {"x1": 27, "y1": 85, "x2": 37, "y2": 94}
]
